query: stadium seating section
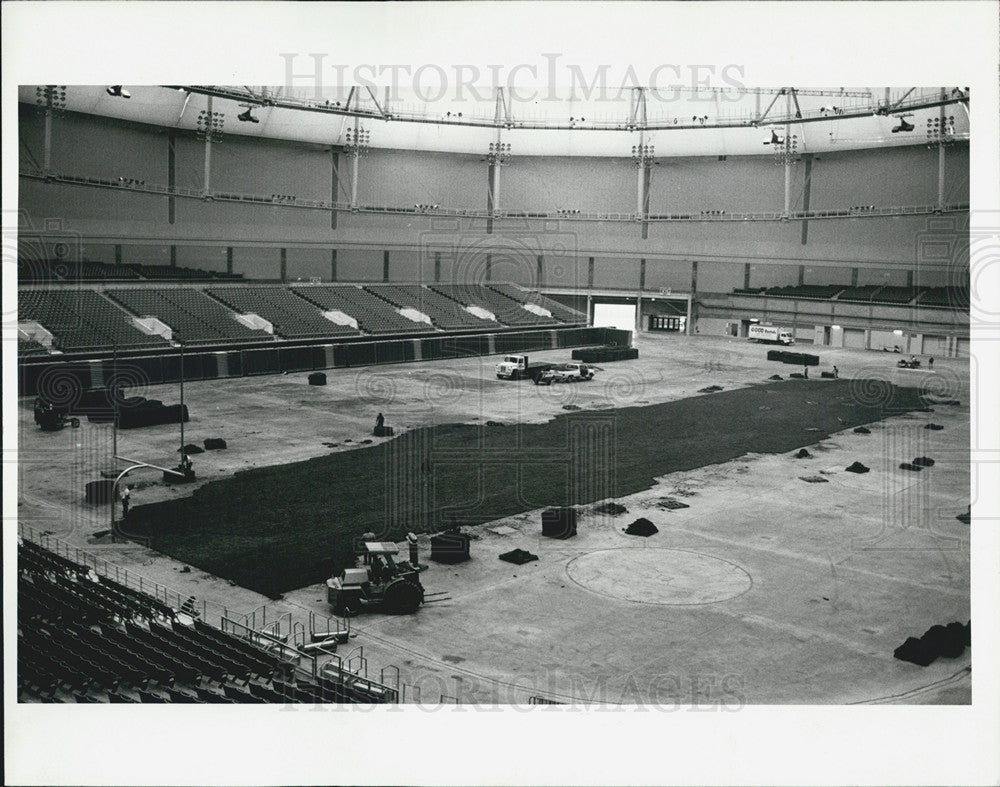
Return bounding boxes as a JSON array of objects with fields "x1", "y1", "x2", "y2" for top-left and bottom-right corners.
[
  {"x1": 432, "y1": 284, "x2": 562, "y2": 326},
  {"x1": 107, "y1": 288, "x2": 270, "y2": 345},
  {"x1": 17, "y1": 537, "x2": 391, "y2": 704},
  {"x1": 486, "y1": 283, "x2": 586, "y2": 323},
  {"x1": 367, "y1": 284, "x2": 500, "y2": 330},
  {"x1": 18, "y1": 337, "x2": 48, "y2": 356},
  {"x1": 19, "y1": 290, "x2": 169, "y2": 352},
  {"x1": 205, "y1": 287, "x2": 359, "y2": 340},
  {"x1": 293, "y1": 285, "x2": 432, "y2": 334},
  {"x1": 733, "y1": 284, "x2": 964, "y2": 307},
  {"x1": 18, "y1": 259, "x2": 243, "y2": 284}
]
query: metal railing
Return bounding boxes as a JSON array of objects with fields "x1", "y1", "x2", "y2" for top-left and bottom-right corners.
[
  {"x1": 19, "y1": 168, "x2": 968, "y2": 225},
  {"x1": 17, "y1": 523, "x2": 232, "y2": 624}
]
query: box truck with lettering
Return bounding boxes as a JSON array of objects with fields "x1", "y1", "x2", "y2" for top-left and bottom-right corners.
[{"x1": 748, "y1": 325, "x2": 794, "y2": 345}]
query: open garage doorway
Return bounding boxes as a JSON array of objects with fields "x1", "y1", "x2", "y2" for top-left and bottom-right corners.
[{"x1": 593, "y1": 302, "x2": 636, "y2": 331}]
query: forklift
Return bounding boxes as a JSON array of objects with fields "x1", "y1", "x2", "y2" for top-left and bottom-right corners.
[{"x1": 326, "y1": 541, "x2": 425, "y2": 617}]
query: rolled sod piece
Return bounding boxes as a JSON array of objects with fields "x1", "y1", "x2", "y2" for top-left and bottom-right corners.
[
  {"x1": 899, "y1": 463, "x2": 923, "y2": 472},
  {"x1": 924, "y1": 423, "x2": 944, "y2": 430},
  {"x1": 203, "y1": 438, "x2": 228, "y2": 450},
  {"x1": 912, "y1": 456, "x2": 935, "y2": 467},
  {"x1": 853, "y1": 427, "x2": 871, "y2": 434}
]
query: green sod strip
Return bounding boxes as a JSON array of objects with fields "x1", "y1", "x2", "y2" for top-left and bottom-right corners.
[{"x1": 127, "y1": 380, "x2": 929, "y2": 598}]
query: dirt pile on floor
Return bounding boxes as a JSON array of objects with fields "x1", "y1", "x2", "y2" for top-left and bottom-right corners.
[
  {"x1": 845, "y1": 461, "x2": 870, "y2": 474},
  {"x1": 794, "y1": 448, "x2": 812, "y2": 458},
  {"x1": 499, "y1": 548, "x2": 538, "y2": 565},
  {"x1": 592, "y1": 502, "x2": 628, "y2": 515},
  {"x1": 624, "y1": 518, "x2": 658, "y2": 536}
]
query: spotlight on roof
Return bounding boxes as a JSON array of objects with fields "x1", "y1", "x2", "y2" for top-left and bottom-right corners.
[
  {"x1": 106, "y1": 85, "x2": 130, "y2": 99},
  {"x1": 238, "y1": 108, "x2": 260, "y2": 123}
]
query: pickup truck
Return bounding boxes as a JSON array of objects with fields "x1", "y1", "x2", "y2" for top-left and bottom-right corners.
[
  {"x1": 495, "y1": 354, "x2": 554, "y2": 381},
  {"x1": 535, "y1": 362, "x2": 596, "y2": 385}
]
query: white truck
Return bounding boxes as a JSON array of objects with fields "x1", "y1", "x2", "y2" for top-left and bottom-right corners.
[
  {"x1": 495, "y1": 354, "x2": 554, "y2": 381},
  {"x1": 535, "y1": 362, "x2": 596, "y2": 385},
  {"x1": 748, "y1": 325, "x2": 794, "y2": 345}
]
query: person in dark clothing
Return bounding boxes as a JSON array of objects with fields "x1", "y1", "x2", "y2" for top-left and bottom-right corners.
[
  {"x1": 120, "y1": 486, "x2": 131, "y2": 520},
  {"x1": 375, "y1": 413, "x2": 385, "y2": 429},
  {"x1": 928, "y1": 357, "x2": 934, "y2": 368},
  {"x1": 833, "y1": 366, "x2": 839, "y2": 378}
]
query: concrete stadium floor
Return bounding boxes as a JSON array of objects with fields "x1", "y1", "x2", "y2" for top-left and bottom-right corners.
[{"x1": 15, "y1": 333, "x2": 972, "y2": 704}]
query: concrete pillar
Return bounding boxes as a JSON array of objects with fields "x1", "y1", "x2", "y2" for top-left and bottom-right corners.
[
  {"x1": 169, "y1": 246, "x2": 176, "y2": 267},
  {"x1": 331, "y1": 149, "x2": 339, "y2": 230},
  {"x1": 434, "y1": 251, "x2": 441, "y2": 283},
  {"x1": 116, "y1": 245, "x2": 124, "y2": 266},
  {"x1": 280, "y1": 248, "x2": 287, "y2": 282},
  {"x1": 587, "y1": 257, "x2": 595, "y2": 289},
  {"x1": 383, "y1": 250, "x2": 390, "y2": 282},
  {"x1": 797, "y1": 265, "x2": 805, "y2": 286},
  {"x1": 851, "y1": 268, "x2": 859, "y2": 287},
  {"x1": 226, "y1": 247, "x2": 233, "y2": 275},
  {"x1": 485, "y1": 254, "x2": 492, "y2": 282},
  {"x1": 743, "y1": 263, "x2": 751, "y2": 290},
  {"x1": 331, "y1": 249, "x2": 338, "y2": 282},
  {"x1": 537, "y1": 255, "x2": 544, "y2": 287}
]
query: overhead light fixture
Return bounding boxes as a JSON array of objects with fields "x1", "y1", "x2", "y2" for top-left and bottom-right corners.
[
  {"x1": 237, "y1": 108, "x2": 260, "y2": 124},
  {"x1": 106, "y1": 85, "x2": 130, "y2": 99},
  {"x1": 891, "y1": 115, "x2": 914, "y2": 133}
]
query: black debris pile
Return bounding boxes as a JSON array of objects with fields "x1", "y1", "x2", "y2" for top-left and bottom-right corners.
[
  {"x1": 698, "y1": 385, "x2": 724, "y2": 393},
  {"x1": 799, "y1": 476, "x2": 829, "y2": 483},
  {"x1": 624, "y1": 518, "x2": 659, "y2": 537},
  {"x1": 179, "y1": 444, "x2": 205, "y2": 455},
  {"x1": 768, "y1": 374, "x2": 783, "y2": 381},
  {"x1": 893, "y1": 637, "x2": 937, "y2": 667},
  {"x1": 486, "y1": 421, "x2": 504, "y2": 426},
  {"x1": 912, "y1": 456, "x2": 935, "y2": 467},
  {"x1": 789, "y1": 373, "x2": 805, "y2": 379},
  {"x1": 657, "y1": 497, "x2": 690, "y2": 510},
  {"x1": 853, "y1": 426, "x2": 871, "y2": 434},
  {"x1": 593, "y1": 502, "x2": 628, "y2": 516},
  {"x1": 203, "y1": 438, "x2": 227, "y2": 450},
  {"x1": 562, "y1": 404, "x2": 581, "y2": 411},
  {"x1": 899, "y1": 462, "x2": 923, "y2": 472},
  {"x1": 794, "y1": 448, "x2": 812, "y2": 459},
  {"x1": 924, "y1": 423, "x2": 944, "y2": 431},
  {"x1": 820, "y1": 371, "x2": 836, "y2": 379},
  {"x1": 308, "y1": 372, "x2": 327, "y2": 386},
  {"x1": 957, "y1": 505, "x2": 971, "y2": 524},
  {"x1": 895, "y1": 621, "x2": 970, "y2": 666},
  {"x1": 845, "y1": 461, "x2": 870, "y2": 474},
  {"x1": 360, "y1": 439, "x2": 373, "y2": 444},
  {"x1": 499, "y1": 548, "x2": 538, "y2": 565}
]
